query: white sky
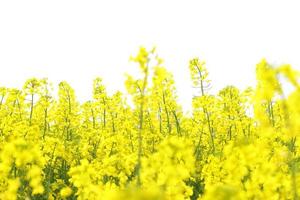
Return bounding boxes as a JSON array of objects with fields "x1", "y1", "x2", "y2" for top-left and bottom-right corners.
[{"x1": 0, "y1": 0, "x2": 300, "y2": 111}]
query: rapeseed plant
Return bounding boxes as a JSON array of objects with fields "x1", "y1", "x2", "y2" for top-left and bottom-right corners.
[{"x1": 0, "y1": 47, "x2": 298, "y2": 199}]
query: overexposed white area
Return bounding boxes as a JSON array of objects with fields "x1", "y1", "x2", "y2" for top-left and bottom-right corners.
[{"x1": 0, "y1": 0, "x2": 300, "y2": 111}]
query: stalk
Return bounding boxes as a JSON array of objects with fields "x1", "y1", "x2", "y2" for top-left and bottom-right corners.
[
  {"x1": 29, "y1": 93, "x2": 34, "y2": 126},
  {"x1": 136, "y1": 61, "x2": 149, "y2": 187}
]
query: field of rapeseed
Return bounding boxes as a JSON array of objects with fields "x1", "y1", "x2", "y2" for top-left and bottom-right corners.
[{"x1": 0, "y1": 47, "x2": 299, "y2": 199}]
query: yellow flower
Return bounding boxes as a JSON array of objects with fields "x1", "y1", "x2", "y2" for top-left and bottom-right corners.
[{"x1": 60, "y1": 186, "x2": 73, "y2": 198}]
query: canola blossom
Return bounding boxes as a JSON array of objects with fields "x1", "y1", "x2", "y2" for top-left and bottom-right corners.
[{"x1": 0, "y1": 47, "x2": 300, "y2": 199}]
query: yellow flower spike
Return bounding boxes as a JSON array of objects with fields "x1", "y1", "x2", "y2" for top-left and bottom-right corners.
[{"x1": 277, "y1": 64, "x2": 300, "y2": 88}]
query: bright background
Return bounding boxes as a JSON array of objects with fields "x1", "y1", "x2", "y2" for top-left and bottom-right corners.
[{"x1": 0, "y1": 0, "x2": 299, "y2": 111}]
